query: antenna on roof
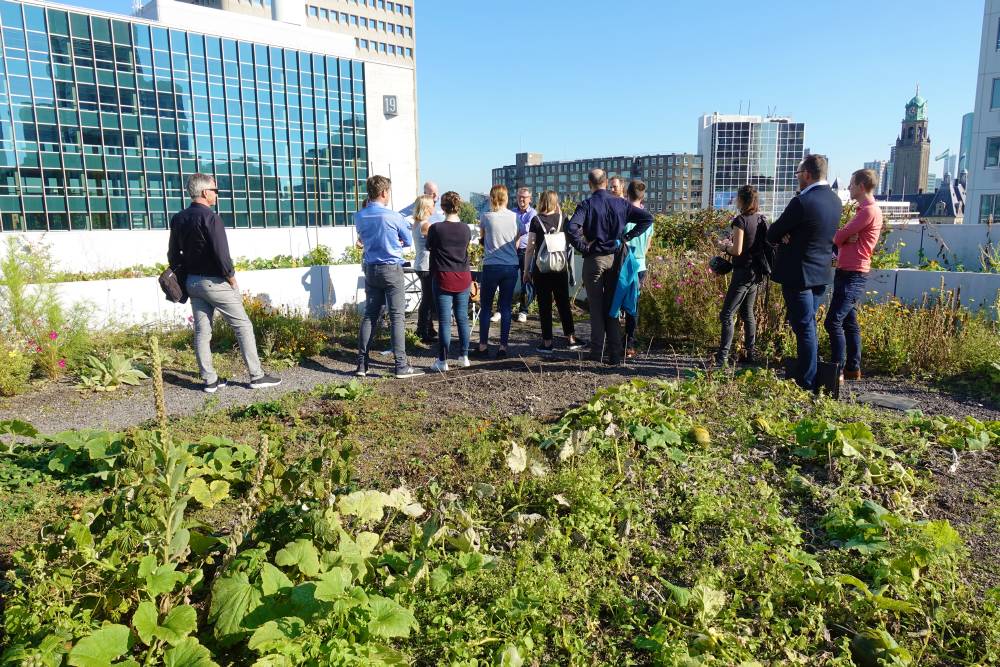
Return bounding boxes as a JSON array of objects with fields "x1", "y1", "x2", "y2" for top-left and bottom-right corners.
[{"x1": 131, "y1": 0, "x2": 144, "y2": 14}]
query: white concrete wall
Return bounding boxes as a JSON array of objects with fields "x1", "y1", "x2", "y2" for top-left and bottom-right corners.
[
  {"x1": 364, "y1": 61, "x2": 419, "y2": 210},
  {"x1": 866, "y1": 269, "x2": 1000, "y2": 316},
  {"x1": 883, "y1": 223, "x2": 999, "y2": 270},
  {"x1": 8, "y1": 227, "x2": 359, "y2": 274},
  {"x1": 966, "y1": 0, "x2": 1000, "y2": 224}
]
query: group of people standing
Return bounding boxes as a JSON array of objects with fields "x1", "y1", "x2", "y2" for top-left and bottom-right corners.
[{"x1": 712, "y1": 154, "x2": 884, "y2": 391}]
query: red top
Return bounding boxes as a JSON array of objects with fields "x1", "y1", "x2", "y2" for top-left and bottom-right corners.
[
  {"x1": 436, "y1": 271, "x2": 472, "y2": 293},
  {"x1": 833, "y1": 200, "x2": 883, "y2": 273}
]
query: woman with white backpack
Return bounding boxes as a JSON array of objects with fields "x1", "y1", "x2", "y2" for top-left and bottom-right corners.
[{"x1": 522, "y1": 191, "x2": 583, "y2": 354}]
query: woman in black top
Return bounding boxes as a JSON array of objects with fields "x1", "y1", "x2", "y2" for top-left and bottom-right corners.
[
  {"x1": 522, "y1": 191, "x2": 582, "y2": 353},
  {"x1": 426, "y1": 191, "x2": 473, "y2": 372},
  {"x1": 714, "y1": 185, "x2": 763, "y2": 365}
]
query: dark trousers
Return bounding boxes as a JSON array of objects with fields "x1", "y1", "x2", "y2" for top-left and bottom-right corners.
[
  {"x1": 782, "y1": 283, "x2": 826, "y2": 390},
  {"x1": 415, "y1": 270, "x2": 437, "y2": 339},
  {"x1": 624, "y1": 270, "x2": 647, "y2": 346},
  {"x1": 534, "y1": 269, "x2": 575, "y2": 341},
  {"x1": 583, "y1": 254, "x2": 622, "y2": 363},
  {"x1": 433, "y1": 280, "x2": 470, "y2": 361},
  {"x1": 716, "y1": 266, "x2": 758, "y2": 362},
  {"x1": 516, "y1": 249, "x2": 535, "y2": 314},
  {"x1": 824, "y1": 269, "x2": 867, "y2": 373},
  {"x1": 479, "y1": 264, "x2": 518, "y2": 347},
  {"x1": 359, "y1": 263, "x2": 409, "y2": 372}
]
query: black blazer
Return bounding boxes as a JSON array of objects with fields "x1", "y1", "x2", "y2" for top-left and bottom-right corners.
[{"x1": 766, "y1": 184, "x2": 842, "y2": 289}]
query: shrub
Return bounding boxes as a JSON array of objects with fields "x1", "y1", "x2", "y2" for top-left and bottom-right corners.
[
  {"x1": 652, "y1": 209, "x2": 731, "y2": 250},
  {"x1": 0, "y1": 329, "x2": 34, "y2": 396},
  {"x1": 211, "y1": 294, "x2": 326, "y2": 365},
  {"x1": 76, "y1": 352, "x2": 149, "y2": 392}
]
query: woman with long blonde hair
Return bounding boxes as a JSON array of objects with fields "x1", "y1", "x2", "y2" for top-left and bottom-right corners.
[{"x1": 410, "y1": 194, "x2": 438, "y2": 342}]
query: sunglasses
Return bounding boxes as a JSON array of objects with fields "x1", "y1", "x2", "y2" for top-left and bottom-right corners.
[{"x1": 204, "y1": 188, "x2": 220, "y2": 193}]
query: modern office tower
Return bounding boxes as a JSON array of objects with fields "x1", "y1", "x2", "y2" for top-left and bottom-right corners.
[
  {"x1": 176, "y1": 0, "x2": 416, "y2": 63},
  {"x1": 0, "y1": 0, "x2": 418, "y2": 267},
  {"x1": 967, "y1": 0, "x2": 1000, "y2": 223},
  {"x1": 697, "y1": 113, "x2": 805, "y2": 218},
  {"x1": 864, "y1": 159, "x2": 889, "y2": 195},
  {"x1": 491, "y1": 152, "x2": 703, "y2": 215},
  {"x1": 959, "y1": 112, "x2": 974, "y2": 176},
  {"x1": 891, "y1": 89, "x2": 931, "y2": 195}
]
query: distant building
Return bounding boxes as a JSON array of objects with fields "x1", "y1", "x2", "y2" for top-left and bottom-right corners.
[
  {"x1": 491, "y1": 152, "x2": 703, "y2": 215},
  {"x1": 864, "y1": 160, "x2": 890, "y2": 195},
  {"x1": 891, "y1": 89, "x2": 932, "y2": 195},
  {"x1": 469, "y1": 192, "x2": 489, "y2": 217},
  {"x1": 968, "y1": 0, "x2": 1000, "y2": 223},
  {"x1": 959, "y1": 112, "x2": 974, "y2": 175},
  {"x1": 876, "y1": 173, "x2": 965, "y2": 224},
  {"x1": 928, "y1": 173, "x2": 941, "y2": 192},
  {"x1": 697, "y1": 113, "x2": 805, "y2": 218}
]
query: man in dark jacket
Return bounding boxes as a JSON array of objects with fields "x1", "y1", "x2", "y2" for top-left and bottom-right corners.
[
  {"x1": 168, "y1": 173, "x2": 280, "y2": 393},
  {"x1": 766, "y1": 155, "x2": 841, "y2": 390},
  {"x1": 567, "y1": 168, "x2": 653, "y2": 364}
]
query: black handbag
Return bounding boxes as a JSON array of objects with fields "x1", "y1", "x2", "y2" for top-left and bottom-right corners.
[
  {"x1": 709, "y1": 255, "x2": 733, "y2": 275},
  {"x1": 159, "y1": 267, "x2": 188, "y2": 304}
]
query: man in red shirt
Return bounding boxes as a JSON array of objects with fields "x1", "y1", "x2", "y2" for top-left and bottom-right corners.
[{"x1": 826, "y1": 168, "x2": 883, "y2": 380}]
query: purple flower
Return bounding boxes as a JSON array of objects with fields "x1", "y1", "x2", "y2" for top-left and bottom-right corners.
[
  {"x1": 675, "y1": 296, "x2": 684, "y2": 304},
  {"x1": 49, "y1": 331, "x2": 58, "y2": 340},
  {"x1": 58, "y1": 359, "x2": 66, "y2": 369}
]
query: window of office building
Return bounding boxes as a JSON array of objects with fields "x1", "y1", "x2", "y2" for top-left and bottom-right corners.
[
  {"x1": 0, "y1": 0, "x2": 368, "y2": 231},
  {"x1": 987, "y1": 138, "x2": 1000, "y2": 168}
]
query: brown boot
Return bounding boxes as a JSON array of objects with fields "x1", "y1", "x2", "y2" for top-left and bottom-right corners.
[{"x1": 844, "y1": 369, "x2": 862, "y2": 381}]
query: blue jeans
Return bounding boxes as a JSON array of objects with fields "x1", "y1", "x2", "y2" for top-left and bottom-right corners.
[
  {"x1": 824, "y1": 270, "x2": 867, "y2": 373},
  {"x1": 782, "y1": 284, "x2": 826, "y2": 390},
  {"x1": 516, "y1": 249, "x2": 535, "y2": 314},
  {"x1": 479, "y1": 264, "x2": 518, "y2": 347},
  {"x1": 716, "y1": 266, "x2": 758, "y2": 363},
  {"x1": 433, "y1": 280, "x2": 470, "y2": 361}
]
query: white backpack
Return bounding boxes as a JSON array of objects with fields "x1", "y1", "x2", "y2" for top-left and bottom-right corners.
[{"x1": 535, "y1": 212, "x2": 568, "y2": 273}]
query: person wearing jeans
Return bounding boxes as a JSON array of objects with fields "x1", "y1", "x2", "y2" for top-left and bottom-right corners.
[
  {"x1": 714, "y1": 185, "x2": 764, "y2": 365},
  {"x1": 168, "y1": 172, "x2": 280, "y2": 393},
  {"x1": 567, "y1": 169, "x2": 653, "y2": 365},
  {"x1": 355, "y1": 175, "x2": 423, "y2": 379},
  {"x1": 514, "y1": 187, "x2": 537, "y2": 322},
  {"x1": 474, "y1": 185, "x2": 521, "y2": 359},
  {"x1": 767, "y1": 154, "x2": 842, "y2": 390},
  {"x1": 826, "y1": 168, "x2": 884, "y2": 380},
  {"x1": 427, "y1": 191, "x2": 472, "y2": 372},
  {"x1": 623, "y1": 180, "x2": 654, "y2": 357},
  {"x1": 408, "y1": 194, "x2": 438, "y2": 342}
]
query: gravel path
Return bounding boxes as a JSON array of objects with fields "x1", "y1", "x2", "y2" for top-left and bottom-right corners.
[{"x1": 1, "y1": 317, "x2": 996, "y2": 434}]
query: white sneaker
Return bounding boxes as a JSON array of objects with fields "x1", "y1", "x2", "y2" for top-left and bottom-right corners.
[
  {"x1": 459, "y1": 355, "x2": 471, "y2": 368},
  {"x1": 517, "y1": 312, "x2": 528, "y2": 323},
  {"x1": 431, "y1": 358, "x2": 449, "y2": 373},
  {"x1": 490, "y1": 311, "x2": 501, "y2": 322},
  {"x1": 379, "y1": 348, "x2": 392, "y2": 356}
]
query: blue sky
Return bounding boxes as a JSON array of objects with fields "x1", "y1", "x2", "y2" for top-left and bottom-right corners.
[{"x1": 73, "y1": 0, "x2": 982, "y2": 197}]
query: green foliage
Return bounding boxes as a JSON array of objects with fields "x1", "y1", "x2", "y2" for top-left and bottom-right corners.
[
  {"x1": 458, "y1": 201, "x2": 478, "y2": 226},
  {"x1": 652, "y1": 208, "x2": 732, "y2": 250},
  {"x1": 0, "y1": 327, "x2": 34, "y2": 396},
  {"x1": 76, "y1": 352, "x2": 149, "y2": 392},
  {"x1": 211, "y1": 294, "x2": 327, "y2": 365}
]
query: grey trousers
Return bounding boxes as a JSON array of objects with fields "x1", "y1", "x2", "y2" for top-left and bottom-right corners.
[
  {"x1": 186, "y1": 275, "x2": 264, "y2": 383},
  {"x1": 582, "y1": 253, "x2": 622, "y2": 362},
  {"x1": 358, "y1": 262, "x2": 409, "y2": 371}
]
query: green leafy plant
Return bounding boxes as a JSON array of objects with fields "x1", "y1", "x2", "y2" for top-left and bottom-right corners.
[{"x1": 76, "y1": 352, "x2": 149, "y2": 392}]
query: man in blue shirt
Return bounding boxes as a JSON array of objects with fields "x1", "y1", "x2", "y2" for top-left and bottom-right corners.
[
  {"x1": 355, "y1": 175, "x2": 423, "y2": 379},
  {"x1": 513, "y1": 187, "x2": 536, "y2": 322},
  {"x1": 399, "y1": 180, "x2": 446, "y2": 223}
]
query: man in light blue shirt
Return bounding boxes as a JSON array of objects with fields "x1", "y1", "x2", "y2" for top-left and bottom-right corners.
[
  {"x1": 355, "y1": 175, "x2": 423, "y2": 379},
  {"x1": 514, "y1": 187, "x2": 536, "y2": 322}
]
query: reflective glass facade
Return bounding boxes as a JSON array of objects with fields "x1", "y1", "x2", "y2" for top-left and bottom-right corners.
[
  {"x1": 708, "y1": 119, "x2": 804, "y2": 218},
  {"x1": 0, "y1": 0, "x2": 368, "y2": 232}
]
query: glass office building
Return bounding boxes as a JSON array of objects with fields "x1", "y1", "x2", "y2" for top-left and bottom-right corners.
[
  {"x1": 0, "y1": 0, "x2": 368, "y2": 232},
  {"x1": 698, "y1": 114, "x2": 805, "y2": 219}
]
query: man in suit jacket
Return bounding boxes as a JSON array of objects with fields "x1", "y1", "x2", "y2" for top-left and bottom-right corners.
[{"x1": 767, "y1": 154, "x2": 842, "y2": 390}]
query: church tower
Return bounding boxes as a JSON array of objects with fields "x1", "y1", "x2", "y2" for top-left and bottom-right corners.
[{"x1": 891, "y1": 87, "x2": 931, "y2": 195}]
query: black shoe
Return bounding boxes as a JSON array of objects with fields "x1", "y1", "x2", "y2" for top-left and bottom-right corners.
[
  {"x1": 203, "y1": 378, "x2": 228, "y2": 394},
  {"x1": 250, "y1": 374, "x2": 282, "y2": 389},
  {"x1": 395, "y1": 366, "x2": 425, "y2": 379},
  {"x1": 604, "y1": 358, "x2": 624, "y2": 367},
  {"x1": 586, "y1": 353, "x2": 603, "y2": 363},
  {"x1": 469, "y1": 347, "x2": 490, "y2": 359},
  {"x1": 496, "y1": 348, "x2": 508, "y2": 360},
  {"x1": 536, "y1": 343, "x2": 554, "y2": 354},
  {"x1": 355, "y1": 355, "x2": 371, "y2": 377}
]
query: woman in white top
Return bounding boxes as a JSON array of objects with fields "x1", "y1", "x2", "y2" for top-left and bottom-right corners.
[
  {"x1": 409, "y1": 195, "x2": 437, "y2": 343},
  {"x1": 472, "y1": 185, "x2": 520, "y2": 359}
]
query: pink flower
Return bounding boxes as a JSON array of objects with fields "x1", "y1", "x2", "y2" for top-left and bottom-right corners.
[
  {"x1": 653, "y1": 282, "x2": 663, "y2": 289},
  {"x1": 58, "y1": 359, "x2": 66, "y2": 369},
  {"x1": 675, "y1": 296, "x2": 684, "y2": 304},
  {"x1": 35, "y1": 345, "x2": 43, "y2": 353},
  {"x1": 49, "y1": 331, "x2": 58, "y2": 340}
]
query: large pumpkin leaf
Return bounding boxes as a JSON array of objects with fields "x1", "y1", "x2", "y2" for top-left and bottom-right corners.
[
  {"x1": 366, "y1": 595, "x2": 417, "y2": 639},
  {"x1": 67, "y1": 624, "x2": 130, "y2": 667},
  {"x1": 209, "y1": 573, "x2": 262, "y2": 645}
]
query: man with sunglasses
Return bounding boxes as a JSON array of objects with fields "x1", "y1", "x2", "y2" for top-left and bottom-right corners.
[{"x1": 168, "y1": 173, "x2": 281, "y2": 393}]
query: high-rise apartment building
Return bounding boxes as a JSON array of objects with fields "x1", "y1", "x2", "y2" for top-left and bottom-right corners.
[
  {"x1": 891, "y1": 89, "x2": 931, "y2": 195},
  {"x1": 697, "y1": 113, "x2": 805, "y2": 218},
  {"x1": 959, "y1": 112, "x2": 974, "y2": 177},
  {"x1": 864, "y1": 159, "x2": 889, "y2": 195},
  {"x1": 491, "y1": 152, "x2": 703, "y2": 215},
  {"x1": 177, "y1": 0, "x2": 416, "y2": 63},
  {"x1": 968, "y1": 0, "x2": 1000, "y2": 223},
  {"x1": 0, "y1": 0, "x2": 419, "y2": 267}
]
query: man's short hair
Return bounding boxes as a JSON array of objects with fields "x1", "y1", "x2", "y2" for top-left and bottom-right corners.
[
  {"x1": 588, "y1": 168, "x2": 608, "y2": 188},
  {"x1": 366, "y1": 175, "x2": 391, "y2": 201},
  {"x1": 440, "y1": 191, "x2": 461, "y2": 215},
  {"x1": 186, "y1": 173, "x2": 215, "y2": 199},
  {"x1": 851, "y1": 168, "x2": 878, "y2": 193},
  {"x1": 516, "y1": 187, "x2": 532, "y2": 198},
  {"x1": 626, "y1": 179, "x2": 646, "y2": 202},
  {"x1": 800, "y1": 154, "x2": 828, "y2": 181}
]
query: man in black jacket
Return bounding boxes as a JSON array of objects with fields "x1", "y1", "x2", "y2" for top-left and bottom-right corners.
[
  {"x1": 567, "y1": 169, "x2": 653, "y2": 364},
  {"x1": 168, "y1": 173, "x2": 281, "y2": 393},
  {"x1": 766, "y1": 155, "x2": 841, "y2": 390}
]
